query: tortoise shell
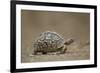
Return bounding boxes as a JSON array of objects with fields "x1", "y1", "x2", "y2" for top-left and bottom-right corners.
[{"x1": 33, "y1": 31, "x2": 65, "y2": 53}]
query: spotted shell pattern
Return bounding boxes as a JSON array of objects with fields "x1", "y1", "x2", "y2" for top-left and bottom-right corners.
[{"x1": 33, "y1": 31, "x2": 65, "y2": 53}]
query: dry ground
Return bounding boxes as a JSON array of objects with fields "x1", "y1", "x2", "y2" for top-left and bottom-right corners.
[{"x1": 21, "y1": 41, "x2": 90, "y2": 63}]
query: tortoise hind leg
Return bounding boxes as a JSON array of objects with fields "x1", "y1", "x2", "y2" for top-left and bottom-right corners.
[{"x1": 33, "y1": 51, "x2": 38, "y2": 55}]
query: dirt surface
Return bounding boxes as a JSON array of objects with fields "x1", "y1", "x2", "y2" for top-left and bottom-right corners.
[
  {"x1": 21, "y1": 41, "x2": 90, "y2": 63},
  {"x1": 21, "y1": 10, "x2": 90, "y2": 63}
]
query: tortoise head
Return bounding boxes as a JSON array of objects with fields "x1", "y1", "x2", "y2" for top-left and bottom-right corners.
[{"x1": 64, "y1": 38, "x2": 74, "y2": 45}]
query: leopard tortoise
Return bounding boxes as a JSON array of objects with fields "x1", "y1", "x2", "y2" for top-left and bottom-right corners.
[{"x1": 33, "y1": 31, "x2": 73, "y2": 55}]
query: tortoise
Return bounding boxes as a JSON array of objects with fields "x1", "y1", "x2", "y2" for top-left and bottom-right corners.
[{"x1": 32, "y1": 31, "x2": 73, "y2": 55}]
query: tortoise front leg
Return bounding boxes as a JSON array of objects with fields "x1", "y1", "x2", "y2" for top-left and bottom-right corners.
[{"x1": 60, "y1": 45, "x2": 67, "y2": 54}]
